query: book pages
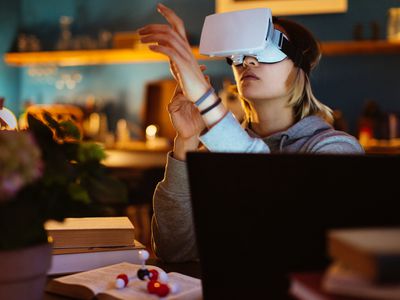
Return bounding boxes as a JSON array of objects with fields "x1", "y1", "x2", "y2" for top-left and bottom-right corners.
[
  {"x1": 98, "y1": 272, "x2": 202, "y2": 300},
  {"x1": 46, "y1": 262, "x2": 202, "y2": 300}
]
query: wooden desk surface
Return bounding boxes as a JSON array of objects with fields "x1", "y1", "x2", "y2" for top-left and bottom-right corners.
[{"x1": 103, "y1": 149, "x2": 168, "y2": 169}]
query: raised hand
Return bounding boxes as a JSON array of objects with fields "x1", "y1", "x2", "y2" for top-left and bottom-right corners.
[
  {"x1": 168, "y1": 83, "x2": 206, "y2": 140},
  {"x1": 138, "y1": 3, "x2": 210, "y2": 103}
]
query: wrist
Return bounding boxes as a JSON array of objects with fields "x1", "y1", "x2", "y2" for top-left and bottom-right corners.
[
  {"x1": 190, "y1": 81, "x2": 212, "y2": 103},
  {"x1": 173, "y1": 136, "x2": 200, "y2": 161},
  {"x1": 202, "y1": 101, "x2": 228, "y2": 128}
]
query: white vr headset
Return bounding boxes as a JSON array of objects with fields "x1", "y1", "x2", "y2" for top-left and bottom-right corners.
[{"x1": 199, "y1": 8, "x2": 304, "y2": 69}]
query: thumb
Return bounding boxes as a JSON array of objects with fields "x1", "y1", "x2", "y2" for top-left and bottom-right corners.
[{"x1": 172, "y1": 83, "x2": 183, "y2": 97}]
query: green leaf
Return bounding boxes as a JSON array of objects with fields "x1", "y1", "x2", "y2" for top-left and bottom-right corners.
[
  {"x1": 59, "y1": 120, "x2": 81, "y2": 140},
  {"x1": 77, "y1": 142, "x2": 106, "y2": 163},
  {"x1": 68, "y1": 183, "x2": 90, "y2": 205}
]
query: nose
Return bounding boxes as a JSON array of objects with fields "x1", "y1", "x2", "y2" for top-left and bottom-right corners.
[{"x1": 243, "y1": 56, "x2": 259, "y2": 67}]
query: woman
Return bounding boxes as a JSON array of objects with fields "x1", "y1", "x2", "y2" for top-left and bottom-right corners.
[{"x1": 139, "y1": 3, "x2": 364, "y2": 262}]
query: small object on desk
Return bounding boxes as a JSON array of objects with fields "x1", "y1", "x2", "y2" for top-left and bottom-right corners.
[
  {"x1": 147, "y1": 280, "x2": 170, "y2": 297},
  {"x1": 115, "y1": 274, "x2": 129, "y2": 289},
  {"x1": 149, "y1": 269, "x2": 160, "y2": 281},
  {"x1": 136, "y1": 249, "x2": 156, "y2": 281},
  {"x1": 136, "y1": 249, "x2": 176, "y2": 297},
  {"x1": 46, "y1": 262, "x2": 202, "y2": 300},
  {"x1": 137, "y1": 268, "x2": 151, "y2": 281},
  {"x1": 114, "y1": 249, "x2": 178, "y2": 297},
  {"x1": 139, "y1": 249, "x2": 150, "y2": 262}
]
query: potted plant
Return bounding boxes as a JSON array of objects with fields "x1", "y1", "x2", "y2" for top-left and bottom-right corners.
[{"x1": 0, "y1": 112, "x2": 128, "y2": 300}]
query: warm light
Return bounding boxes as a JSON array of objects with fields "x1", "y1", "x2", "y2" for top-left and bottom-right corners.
[
  {"x1": 88, "y1": 113, "x2": 100, "y2": 137},
  {"x1": 145, "y1": 124, "x2": 158, "y2": 139}
]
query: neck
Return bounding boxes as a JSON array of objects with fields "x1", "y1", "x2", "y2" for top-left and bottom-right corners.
[{"x1": 248, "y1": 96, "x2": 294, "y2": 137}]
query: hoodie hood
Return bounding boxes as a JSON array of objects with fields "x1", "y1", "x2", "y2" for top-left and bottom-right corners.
[{"x1": 245, "y1": 115, "x2": 332, "y2": 152}]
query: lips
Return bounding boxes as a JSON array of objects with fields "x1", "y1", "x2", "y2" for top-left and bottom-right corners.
[{"x1": 241, "y1": 71, "x2": 260, "y2": 81}]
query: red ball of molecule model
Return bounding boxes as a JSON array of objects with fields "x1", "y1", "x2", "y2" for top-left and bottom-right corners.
[{"x1": 114, "y1": 249, "x2": 180, "y2": 297}]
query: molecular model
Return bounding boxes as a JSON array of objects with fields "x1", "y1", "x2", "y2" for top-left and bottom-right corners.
[{"x1": 115, "y1": 250, "x2": 180, "y2": 298}]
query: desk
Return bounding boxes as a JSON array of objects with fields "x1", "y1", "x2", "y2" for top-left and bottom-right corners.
[
  {"x1": 44, "y1": 260, "x2": 201, "y2": 299},
  {"x1": 103, "y1": 149, "x2": 168, "y2": 170},
  {"x1": 102, "y1": 149, "x2": 167, "y2": 206}
]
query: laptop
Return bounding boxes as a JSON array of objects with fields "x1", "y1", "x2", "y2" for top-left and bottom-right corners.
[{"x1": 186, "y1": 152, "x2": 400, "y2": 299}]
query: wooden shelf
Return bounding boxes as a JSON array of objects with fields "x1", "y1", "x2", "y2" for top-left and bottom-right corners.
[
  {"x1": 3, "y1": 47, "x2": 217, "y2": 67},
  {"x1": 4, "y1": 41, "x2": 400, "y2": 67},
  {"x1": 321, "y1": 40, "x2": 400, "y2": 56}
]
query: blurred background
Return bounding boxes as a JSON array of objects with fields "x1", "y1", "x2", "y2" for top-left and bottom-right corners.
[{"x1": 1, "y1": 0, "x2": 400, "y2": 246}]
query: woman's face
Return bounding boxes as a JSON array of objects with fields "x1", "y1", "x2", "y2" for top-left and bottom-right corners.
[{"x1": 232, "y1": 26, "x2": 295, "y2": 103}]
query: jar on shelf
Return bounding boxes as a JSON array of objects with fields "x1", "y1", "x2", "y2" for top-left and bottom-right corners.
[{"x1": 387, "y1": 7, "x2": 400, "y2": 42}]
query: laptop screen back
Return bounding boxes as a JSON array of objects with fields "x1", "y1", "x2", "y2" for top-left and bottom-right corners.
[{"x1": 186, "y1": 152, "x2": 400, "y2": 299}]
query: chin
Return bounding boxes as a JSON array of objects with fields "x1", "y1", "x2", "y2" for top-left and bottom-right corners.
[{"x1": 239, "y1": 88, "x2": 266, "y2": 102}]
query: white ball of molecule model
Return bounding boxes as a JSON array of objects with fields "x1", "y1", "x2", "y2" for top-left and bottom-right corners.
[{"x1": 138, "y1": 250, "x2": 150, "y2": 261}]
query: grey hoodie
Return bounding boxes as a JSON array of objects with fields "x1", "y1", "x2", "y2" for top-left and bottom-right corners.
[{"x1": 151, "y1": 112, "x2": 364, "y2": 262}]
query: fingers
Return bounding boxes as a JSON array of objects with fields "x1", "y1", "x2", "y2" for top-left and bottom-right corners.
[
  {"x1": 139, "y1": 24, "x2": 194, "y2": 62},
  {"x1": 157, "y1": 3, "x2": 188, "y2": 42},
  {"x1": 139, "y1": 24, "x2": 189, "y2": 46},
  {"x1": 148, "y1": 44, "x2": 184, "y2": 67},
  {"x1": 140, "y1": 31, "x2": 192, "y2": 61}
]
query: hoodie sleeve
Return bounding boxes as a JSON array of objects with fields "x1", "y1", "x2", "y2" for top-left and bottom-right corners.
[
  {"x1": 151, "y1": 113, "x2": 270, "y2": 263},
  {"x1": 199, "y1": 112, "x2": 270, "y2": 153},
  {"x1": 151, "y1": 152, "x2": 198, "y2": 262},
  {"x1": 305, "y1": 130, "x2": 365, "y2": 154}
]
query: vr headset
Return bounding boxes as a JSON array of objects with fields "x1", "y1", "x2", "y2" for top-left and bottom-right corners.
[{"x1": 199, "y1": 8, "x2": 304, "y2": 70}]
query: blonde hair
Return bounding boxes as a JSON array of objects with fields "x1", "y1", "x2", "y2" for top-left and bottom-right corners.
[
  {"x1": 238, "y1": 17, "x2": 334, "y2": 125},
  {"x1": 287, "y1": 68, "x2": 333, "y2": 123}
]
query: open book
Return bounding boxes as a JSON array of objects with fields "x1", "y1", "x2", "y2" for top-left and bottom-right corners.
[{"x1": 46, "y1": 262, "x2": 202, "y2": 300}]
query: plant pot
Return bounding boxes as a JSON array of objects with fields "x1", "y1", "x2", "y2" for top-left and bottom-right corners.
[{"x1": 0, "y1": 242, "x2": 52, "y2": 300}]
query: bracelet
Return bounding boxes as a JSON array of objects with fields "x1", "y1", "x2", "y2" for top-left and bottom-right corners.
[
  {"x1": 194, "y1": 87, "x2": 215, "y2": 107},
  {"x1": 200, "y1": 97, "x2": 222, "y2": 115}
]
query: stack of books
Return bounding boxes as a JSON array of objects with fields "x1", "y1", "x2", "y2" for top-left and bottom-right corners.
[
  {"x1": 45, "y1": 217, "x2": 146, "y2": 275},
  {"x1": 290, "y1": 228, "x2": 400, "y2": 300}
]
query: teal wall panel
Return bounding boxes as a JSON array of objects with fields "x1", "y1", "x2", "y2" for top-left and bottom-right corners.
[
  {"x1": 1, "y1": 0, "x2": 400, "y2": 135},
  {"x1": 0, "y1": 0, "x2": 20, "y2": 112}
]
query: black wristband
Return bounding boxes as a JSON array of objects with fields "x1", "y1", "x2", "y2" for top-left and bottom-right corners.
[{"x1": 200, "y1": 97, "x2": 222, "y2": 115}]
